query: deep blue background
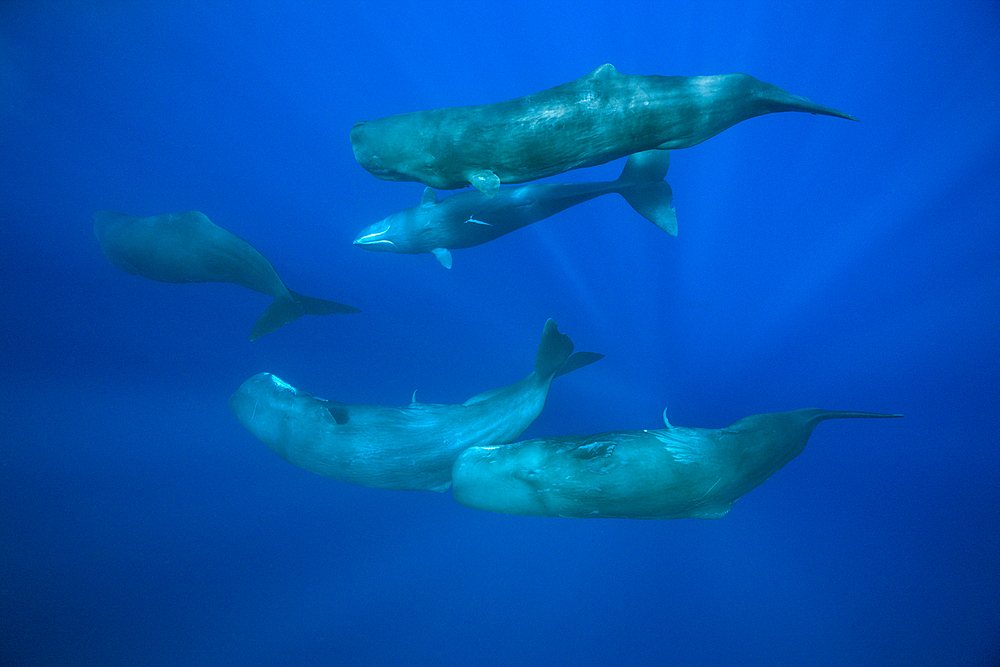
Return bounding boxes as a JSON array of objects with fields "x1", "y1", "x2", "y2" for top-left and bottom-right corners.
[{"x1": 2, "y1": 2, "x2": 998, "y2": 665}]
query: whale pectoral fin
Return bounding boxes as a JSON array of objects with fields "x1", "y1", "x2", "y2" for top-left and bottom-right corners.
[
  {"x1": 469, "y1": 169, "x2": 500, "y2": 197},
  {"x1": 420, "y1": 187, "x2": 437, "y2": 206},
  {"x1": 431, "y1": 247, "x2": 453, "y2": 268}
]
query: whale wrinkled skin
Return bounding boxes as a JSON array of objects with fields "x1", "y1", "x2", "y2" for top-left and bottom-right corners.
[
  {"x1": 229, "y1": 320, "x2": 603, "y2": 492},
  {"x1": 452, "y1": 408, "x2": 901, "y2": 518},
  {"x1": 354, "y1": 150, "x2": 676, "y2": 268},
  {"x1": 351, "y1": 64, "x2": 858, "y2": 195},
  {"x1": 93, "y1": 210, "x2": 359, "y2": 340}
]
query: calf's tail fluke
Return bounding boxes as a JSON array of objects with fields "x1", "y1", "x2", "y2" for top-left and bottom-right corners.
[
  {"x1": 533, "y1": 319, "x2": 604, "y2": 380},
  {"x1": 616, "y1": 150, "x2": 678, "y2": 236},
  {"x1": 250, "y1": 291, "x2": 361, "y2": 341}
]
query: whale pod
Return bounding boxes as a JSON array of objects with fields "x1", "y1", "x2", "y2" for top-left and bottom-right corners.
[
  {"x1": 230, "y1": 319, "x2": 603, "y2": 492},
  {"x1": 351, "y1": 64, "x2": 858, "y2": 195},
  {"x1": 452, "y1": 408, "x2": 901, "y2": 518}
]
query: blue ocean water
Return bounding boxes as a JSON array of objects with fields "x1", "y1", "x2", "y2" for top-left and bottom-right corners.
[{"x1": 1, "y1": 1, "x2": 998, "y2": 665}]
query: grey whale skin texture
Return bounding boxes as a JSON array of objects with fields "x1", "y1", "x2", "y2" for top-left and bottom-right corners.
[
  {"x1": 351, "y1": 64, "x2": 858, "y2": 196},
  {"x1": 452, "y1": 408, "x2": 901, "y2": 518},
  {"x1": 229, "y1": 320, "x2": 603, "y2": 492},
  {"x1": 354, "y1": 150, "x2": 676, "y2": 269},
  {"x1": 94, "y1": 210, "x2": 359, "y2": 340}
]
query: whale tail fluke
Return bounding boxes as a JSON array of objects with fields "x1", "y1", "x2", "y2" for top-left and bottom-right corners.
[
  {"x1": 250, "y1": 291, "x2": 361, "y2": 341},
  {"x1": 805, "y1": 409, "x2": 904, "y2": 423},
  {"x1": 534, "y1": 319, "x2": 604, "y2": 380},
  {"x1": 251, "y1": 297, "x2": 305, "y2": 341},
  {"x1": 555, "y1": 351, "x2": 605, "y2": 378},
  {"x1": 770, "y1": 94, "x2": 859, "y2": 122},
  {"x1": 616, "y1": 150, "x2": 678, "y2": 236},
  {"x1": 755, "y1": 79, "x2": 859, "y2": 122},
  {"x1": 288, "y1": 290, "x2": 362, "y2": 316}
]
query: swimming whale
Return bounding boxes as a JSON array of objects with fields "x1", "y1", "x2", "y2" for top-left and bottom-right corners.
[
  {"x1": 93, "y1": 210, "x2": 360, "y2": 340},
  {"x1": 353, "y1": 150, "x2": 676, "y2": 268},
  {"x1": 452, "y1": 408, "x2": 901, "y2": 519},
  {"x1": 229, "y1": 319, "x2": 603, "y2": 492},
  {"x1": 351, "y1": 64, "x2": 858, "y2": 196}
]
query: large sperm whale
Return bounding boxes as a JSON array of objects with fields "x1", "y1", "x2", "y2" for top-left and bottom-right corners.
[
  {"x1": 93, "y1": 210, "x2": 360, "y2": 340},
  {"x1": 452, "y1": 408, "x2": 901, "y2": 519},
  {"x1": 351, "y1": 64, "x2": 858, "y2": 196},
  {"x1": 229, "y1": 320, "x2": 603, "y2": 492},
  {"x1": 353, "y1": 150, "x2": 676, "y2": 268}
]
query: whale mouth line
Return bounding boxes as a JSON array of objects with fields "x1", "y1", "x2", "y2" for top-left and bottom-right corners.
[{"x1": 354, "y1": 234, "x2": 397, "y2": 248}]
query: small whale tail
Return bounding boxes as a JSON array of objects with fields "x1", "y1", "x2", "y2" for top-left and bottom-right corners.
[
  {"x1": 250, "y1": 290, "x2": 361, "y2": 341},
  {"x1": 534, "y1": 319, "x2": 605, "y2": 381},
  {"x1": 616, "y1": 150, "x2": 678, "y2": 236}
]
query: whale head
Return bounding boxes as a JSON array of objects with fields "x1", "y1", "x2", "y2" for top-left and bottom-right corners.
[
  {"x1": 351, "y1": 118, "x2": 449, "y2": 187},
  {"x1": 353, "y1": 218, "x2": 399, "y2": 252},
  {"x1": 230, "y1": 372, "x2": 353, "y2": 466}
]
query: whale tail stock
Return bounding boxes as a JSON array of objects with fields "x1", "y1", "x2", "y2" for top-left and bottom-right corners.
[
  {"x1": 615, "y1": 150, "x2": 678, "y2": 236},
  {"x1": 250, "y1": 290, "x2": 361, "y2": 341},
  {"x1": 534, "y1": 319, "x2": 604, "y2": 381}
]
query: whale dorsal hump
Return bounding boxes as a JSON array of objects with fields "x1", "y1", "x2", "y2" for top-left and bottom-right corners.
[
  {"x1": 431, "y1": 247, "x2": 453, "y2": 269},
  {"x1": 588, "y1": 63, "x2": 620, "y2": 80},
  {"x1": 420, "y1": 187, "x2": 437, "y2": 206}
]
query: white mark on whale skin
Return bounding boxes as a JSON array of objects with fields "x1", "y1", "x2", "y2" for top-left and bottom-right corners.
[
  {"x1": 269, "y1": 375, "x2": 297, "y2": 393},
  {"x1": 465, "y1": 215, "x2": 492, "y2": 226},
  {"x1": 692, "y1": 477, "x2": 722, "y2": 505}
]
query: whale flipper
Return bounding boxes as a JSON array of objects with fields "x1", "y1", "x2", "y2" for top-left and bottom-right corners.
[
  {"x1": 469, "y1": 169, "x2": 501, "y2": 197},
  {"x1": 431, "y1": 247, "x2": 453, "y2": 268}
]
